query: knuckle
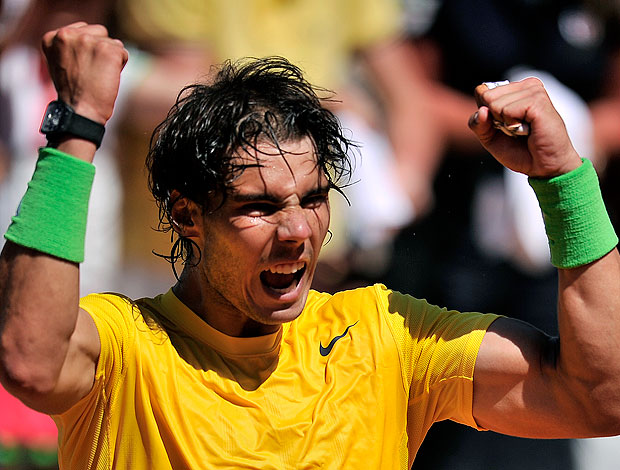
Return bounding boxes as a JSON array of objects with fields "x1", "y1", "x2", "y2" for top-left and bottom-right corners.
[
  {"x1": 41, "y1": 30, "x2": 56, "y2": 47},
  {"x1": 523, "y1": 76, "x2": 544, "y2": 90},
  {"x1": 487, "y1": 100, "x2": 502, "y2": 116},
  {"x1": 54, "y1": 27, "x2": 72, "y2": 43},
  {"x1": 91, "y1": 23, "x2": 109, "y2": 37}
]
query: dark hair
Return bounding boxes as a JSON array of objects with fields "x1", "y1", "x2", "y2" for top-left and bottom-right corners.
[{"x1": 146, "y1": 56, "x2": 355, "y2": 271}]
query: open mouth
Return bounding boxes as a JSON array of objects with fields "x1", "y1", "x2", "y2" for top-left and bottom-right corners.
[{"x1": 260, "y1": 261, "x2": 306, "y2": 294}]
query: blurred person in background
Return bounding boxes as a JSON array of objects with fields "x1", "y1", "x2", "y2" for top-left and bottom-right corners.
[{"x1": 391, "y1": 0, "x2": 620, "y2": 469}]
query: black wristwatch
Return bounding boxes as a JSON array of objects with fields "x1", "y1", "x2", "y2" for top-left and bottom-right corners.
[{"x1": 40, "y1": 100, "x2": 106, "y2": 148}]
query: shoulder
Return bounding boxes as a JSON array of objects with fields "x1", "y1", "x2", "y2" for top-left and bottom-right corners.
[
  {"x1": 306, "y1": 284, "x2": 440, "y2": 319},
  {"x1": 302, "y1": 284, "x2": 421, "y2": 333},
  {"x1": 79, "y1": 292, "x2": 168, "y2": 344},
  {"x1": 305, "y1": 284, "x2": 391, "y2": 314},
  {"x1": 80, "y1": 292, "x2": 139, "y2": 326},
  {"x1": 318, "y1": 285, "x2": 499, "y2": 349}
]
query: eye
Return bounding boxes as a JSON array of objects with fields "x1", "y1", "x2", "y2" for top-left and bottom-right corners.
[
  {"x1": 302, "y1": 193, "x2": 328, "y2": 209},
  {"x1": 241, "y1": 202, "x2": 279, "y2": 217}
]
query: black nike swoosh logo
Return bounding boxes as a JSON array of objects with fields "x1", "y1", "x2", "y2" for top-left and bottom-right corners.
[{"x1": 319, "y1": 321, "x2": 358, "y2": 356}]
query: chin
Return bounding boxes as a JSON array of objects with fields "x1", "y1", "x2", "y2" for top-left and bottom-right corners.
[
  {"x1": 252, "y1": 295, "x2": 308, "y2": 326},
  {"x1": 249, "y1": 271, "x2": 314, "y2": 325}
]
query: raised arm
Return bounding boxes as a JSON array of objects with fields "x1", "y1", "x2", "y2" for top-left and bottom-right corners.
[
  {"x1": 0, "y1": 23, "x2": 127, "y2": 414},
  {"x1": 469, "y1": 78, "x2": 620, "y2": 438}
]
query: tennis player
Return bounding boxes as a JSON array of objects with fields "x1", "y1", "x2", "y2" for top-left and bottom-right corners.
[{"x1": 1, "y1": 23, "x2": 619, "y2": 469}]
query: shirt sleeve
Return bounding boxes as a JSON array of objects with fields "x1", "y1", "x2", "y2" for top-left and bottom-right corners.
[
  {"x1": 376, "y1": 284, "x2": 500, "y2": 430},
  {"x1": 51, "y1": 294, "x2": 136, "y2": 466},
  {"x1": 82, "y1": 293, "x2": 136, "y2": 386},
  {"x1": 56, "y1": 293, "x2": 136, "y2": 420}
]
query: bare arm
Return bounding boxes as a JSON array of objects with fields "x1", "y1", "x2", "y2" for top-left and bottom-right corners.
[
  {"x1": 0, "y1": 23, "x2": 127, "y2": 414},
  {"x1": 469, "y1": 78, "x2": 620, "y2": 437},
  {"x1": 361, "y1": 38, "x2": 446, "y2": 216}
]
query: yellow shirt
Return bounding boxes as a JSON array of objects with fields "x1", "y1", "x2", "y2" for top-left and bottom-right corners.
[{"x1": 56, "y1": 285, "x2": 498, "y2": 469}]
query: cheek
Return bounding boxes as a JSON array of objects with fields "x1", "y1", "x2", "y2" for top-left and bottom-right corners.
[
  {"x1": 225, "y1": 219, "x2": 276, "y2": 257},
  {"x1": 201, "y1": 235, "x2": 256, "y2": 291}
]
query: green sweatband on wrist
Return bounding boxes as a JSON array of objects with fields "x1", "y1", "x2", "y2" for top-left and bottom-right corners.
[
  {"x1": 528, "y1": 158, "x2": 618, "y2": 269},
  {"x1": 4, "y1": 147, "x2": 95, "y2": 263}
]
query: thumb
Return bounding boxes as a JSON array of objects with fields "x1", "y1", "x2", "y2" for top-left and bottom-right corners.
[{"x1": 468, "y1": 106, "x2": 495, "y2": 146}]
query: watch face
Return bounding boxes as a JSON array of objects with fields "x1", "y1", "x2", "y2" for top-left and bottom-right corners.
[{"x1": 41, "y1": 102, "x2": 69, "y2": 133}]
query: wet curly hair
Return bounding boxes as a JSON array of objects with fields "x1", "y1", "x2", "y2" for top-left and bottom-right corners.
[{"x1": 146, "y1": 56, "x2": 355, "y2": 274}]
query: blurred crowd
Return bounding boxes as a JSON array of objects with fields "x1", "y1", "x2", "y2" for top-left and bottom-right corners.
[{"x1": 0, "y1": 0, "x2": 619, "y2": 469}]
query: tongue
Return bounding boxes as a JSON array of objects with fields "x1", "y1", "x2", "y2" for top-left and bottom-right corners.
[{"x1": 261, "y1": 271, "x2": 295, "y2": 289}]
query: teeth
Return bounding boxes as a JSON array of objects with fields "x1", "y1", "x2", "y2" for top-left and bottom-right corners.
[{"x1": 268, "y1": 262, "x2": 305, "y2": 275}]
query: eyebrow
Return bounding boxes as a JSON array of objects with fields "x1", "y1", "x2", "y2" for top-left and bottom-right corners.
[{"x1": 230, "y1": 185, "x2": 331, "y2": 204}]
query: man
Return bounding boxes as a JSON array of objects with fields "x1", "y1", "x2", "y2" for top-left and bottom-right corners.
[
  {"x1": 1, "y1": 23, "x2": 619, "y2": 470},
  {"x1": 115, "y1": 0, "x2": 438, "y2": 290}
]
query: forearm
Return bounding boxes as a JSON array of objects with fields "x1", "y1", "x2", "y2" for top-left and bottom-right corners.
[
  {"x1": 428, "y1": 82, "x2": 484, "y2": 152},
  {"x1": 363, "y1": 38, "x2": 441, "y2": 166},
  {"x1": 473, "y1": 200, "x2": 620, "y2": 437},
  {"x1": 362, "y1": 39, "x2": 445, "y2": 213}
]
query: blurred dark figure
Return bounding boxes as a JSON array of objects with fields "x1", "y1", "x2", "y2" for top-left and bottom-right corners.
[{"x1": 391, "y1": 0, "x2": 620, "y2": 469}]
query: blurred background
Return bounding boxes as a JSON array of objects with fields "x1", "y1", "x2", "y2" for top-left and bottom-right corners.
[{"x1": 0, "y1": 0, "x2": 619, "y2": 469}]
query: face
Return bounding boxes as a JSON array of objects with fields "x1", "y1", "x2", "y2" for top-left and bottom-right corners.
[{"x1": 189, "y1": 137, "x2": 330, "y2": 335}]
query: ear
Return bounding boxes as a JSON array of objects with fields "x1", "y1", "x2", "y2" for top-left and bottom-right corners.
[{"x1": 169, "y1": 189, "x2": 201, "y2": 238}]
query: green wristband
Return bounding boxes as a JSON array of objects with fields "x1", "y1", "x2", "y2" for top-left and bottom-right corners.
[
  {"x1": 528, "y1": 158, "x2": 618, "y2": 269},
  {"x1": 4, "y1": 147, "x2": 95, "y2": 263}
]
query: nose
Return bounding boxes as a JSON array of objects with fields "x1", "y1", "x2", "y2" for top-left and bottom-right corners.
[{"x1": 276, "y1": 207, "x2": 312, "y2": 243}]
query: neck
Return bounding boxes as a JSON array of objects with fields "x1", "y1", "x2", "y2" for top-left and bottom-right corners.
[{"x1": 172, "y1": 269, "x2": 280, "y2": 338}]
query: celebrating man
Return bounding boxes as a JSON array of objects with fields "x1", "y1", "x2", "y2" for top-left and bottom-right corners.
[{"x1": 1, "y1": 23, "x2": 619, "y2": 470}]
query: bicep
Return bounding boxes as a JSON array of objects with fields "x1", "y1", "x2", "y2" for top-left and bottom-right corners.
[{"x1": 472, "y1": 317, "x2": 583, "y2": 438}]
